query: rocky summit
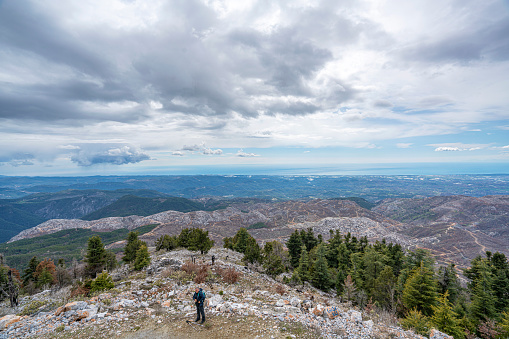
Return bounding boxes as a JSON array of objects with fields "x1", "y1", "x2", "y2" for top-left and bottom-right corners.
[{"x1": 0, "y1": 248, "x2": 449, "y2": 339}]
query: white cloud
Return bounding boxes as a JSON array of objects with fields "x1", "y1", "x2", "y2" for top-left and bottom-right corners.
[
  {"x1": 396, "y1": 143, "x2": 412, "y2": 149},
  {"x1": 171, "y1": 151, "x2": 184, "y2": 156},
  {"x1": 236, "y1": 149, "x2": 260, "y2": 157},
  {"x1": 203, "y1": 148, "x2": 223, "y2": 155},
  {"x1": 435, "y1": 147, "x2": 461, "y2": 152}
]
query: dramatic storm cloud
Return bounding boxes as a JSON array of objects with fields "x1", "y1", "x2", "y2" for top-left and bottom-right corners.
[{"x1": 0, "y1": 0, "x2": 508, "y2": 175}]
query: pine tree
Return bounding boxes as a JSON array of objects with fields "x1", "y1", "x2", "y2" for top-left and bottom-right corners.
[
  {"x1": 122, "y1": 231, "x2": 142, "y2": 264},
  {"x1": 402, "y1": 263, "x2": 438, "y2": 316},
  {"x1": 34, "y1": 258, "x2": 56, "y2": 287},
  {"x1": 363, "y1": 246, "x2": 388, "y2": 296},
  {"x1": 134, "y1": 243, "x2": 151, "y2": 271},
  {"x1": 401, "y1": 308, "x2": 430, "y2": 337},
  {"x1": 177, "y1": 228, "x2": 192, "y2": 248},
  {"x1": 91, "y1": 271, "x2": 115, "y2": 292},
  {"x1": 312, "y1": 243, "x2": 330, "y2": 291},
  {"x1": 22, "y1": 256, "x2": 39, "y2": 286},
  {"x1": 374, "y1": 265, "x2": 397, "y2": 311},
  {"x1": 105, "y1": 251, "x2": 117, "y2": 271},
  {"x1": 233, "y1": 228, "x2": 250, "y2": 253},
  {"x1": 243, "y1": 236, "x2": 261, "y2": 264},
  {"x1": 296, "y1": 245, "x2": 311, "y2": 282},
  {"x1": 470, "y1": 261, "x2": 497, "y2": 322},
  {"x1": 431, "y1": 291, "x2": 464, "y2": 339},
  {"x1": 437, "y1": 263, "x2": 460, "y2": 304},
  {"x1": 286, "y1": 230, "x2": 302, "y2": 268},
  {"x1": 188, "y1": 228, "x2": 214, "y2": 254},
  {"x1": 85, "y1": 235, "x2": 107, "y2": 278},
  {"x1": 499, "y1": 311, "x2": 509, "y2": 337}
]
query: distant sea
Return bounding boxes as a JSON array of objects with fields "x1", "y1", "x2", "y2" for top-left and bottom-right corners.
[{"x1": 145, "y1": 162, "x2": 509, "y2": 176}]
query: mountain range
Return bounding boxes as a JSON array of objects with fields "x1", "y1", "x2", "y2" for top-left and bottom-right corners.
[{"x1": 3, "y1": 194, "x2": 508, "y2": 270}]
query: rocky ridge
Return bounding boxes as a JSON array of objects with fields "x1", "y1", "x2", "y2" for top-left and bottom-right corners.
[
  {"x1": 0, "y1": 248, "x2": 448, "y2": 339},
  {"x1": 8, "y1": 199, "x2": 384, "y2": 243}
]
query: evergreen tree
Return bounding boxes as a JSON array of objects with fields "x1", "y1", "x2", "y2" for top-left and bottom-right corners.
[
  {"x1": 223, "y1": 237, "x2": 233, "y2": 250},
  {"x1": 401, "y1": 308, "x2": 430, "y2": 337},
  {"x1": 262, "y1": 241, "x2": 286, "y2": 277},
  {"x1": 233, "y1": 228, "x2": 250, "y2": 253},
  {"x1": 312, "y1": 243, "x2": 331, "y2": 291},
  {"x1": 489, "y1": 252, "x2": 509, "y2": 313},
  {"x1": 373, "y1": 265, "x2": 397, "y2": 311},
  {"x1": 85, "y1": 235, "x2": 107, "y2": 278},
  {"x1": 362, "y1": 246, "x2": 388, "y2": 296},
  {"x1": 326, "y1": 230, "x2": 343, "y2": 268},
  {"x1": 188, "y1": 228, "x2": 214, "y2": 254},
  {"x1": 336, "y1": 268, "x2": 346, "y2": 295},
  {"x1": 402, "y1": 263, "x2": 438, "y2": 316},
  {"x1": 34, "y1": 258, "x2": 57, "y2": 287},
  {"x1": 296, "y1": 245, "x2": 311, "y2": 282},
  {"x1": 437, "y1": 263, "x2": 460, "y2": 304},
  {"x1": 177, "y1": 228, "x2": 192, "y2": 248},
  {"x1": 499, "y1": 311, "x2": 509, "y2": 337},
  {"x1": 470, "y1": 260, "x2": 497, "y2": 322},
  {"x1": 431, "y1": 291, "x2": 464, "y2": 339},
  {"x1": 300, "y1": 228, "x2": 318, "y2": 251},
  {"x1": 122, "y1": 231, "x2": 142, "y2": 264},
  {"x1": 105, "y1": 251, "x2": 117, "y2": 271},
  {"x1": 134, "y1": 243, "x2": 151, "y2": 271},
  {"x1": 37, "y1": 269, "x2": 55, "y2": 287},
  {"x1": 243, "y1": 236, "x2": 261, "y2": 264},
  {"x1": 90, "y1": 271, "x2": 115, "y2": 292},
  {"x1": 155, "y1": 234, "x2": 178, "y2": 252},
  {"x1": 286, "y1": 230, "x2": 302, "y2": 268},
  {"x1": 22, "y1": 256, "x2": 39, "y2": 286}
]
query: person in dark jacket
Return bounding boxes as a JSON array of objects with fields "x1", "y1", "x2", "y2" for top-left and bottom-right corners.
[{"x1": 193, "y1": 287, "x2": 205, "y2": 323}]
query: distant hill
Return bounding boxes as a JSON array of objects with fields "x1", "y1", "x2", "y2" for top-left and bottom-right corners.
[
  {"x1": 0, "y1": 224, "x2": 158, "y2": 270},
  {"x1": 81, "y1": 195, "x2": 210, "y2": 220},
  {"x1": 0, "y1": 189, "x2": 168, "y2": 243},
  {"x1": 330, "y1": 197, "x2": 375, "y2": 210}
]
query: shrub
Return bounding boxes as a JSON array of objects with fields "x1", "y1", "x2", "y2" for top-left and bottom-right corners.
[
  {"x1": 275, "y1": 284, "x2": 286, "y2": 295},
  {"x1": 90, "y1": 271, "x2": 115, "y2": 292},
  {"x1": 181, "y1": 260, "x2": 199, "y2": 276},
  {"x1": 193, "y1": 265, "x2": 209, "y2": 284},
  {"x1": 217, "y1": 267, "x2": 241, "y2": 284},
  {"x1": 19, "y1": 300, "x2": 48, "y2": 316}
]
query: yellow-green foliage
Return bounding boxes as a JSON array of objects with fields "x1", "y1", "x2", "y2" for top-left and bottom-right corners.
[
  {"x1": 400, "y1": 308, "x2": 430, "y2": 337},
  {"x1": 90, "y1": 271, "x2": 114, "y2": 292},
  {"x1": 18, "y1": 299, "x2": 48, "y2": 316}
]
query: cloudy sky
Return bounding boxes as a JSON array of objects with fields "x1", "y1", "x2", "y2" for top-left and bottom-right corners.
[{"x1": 1, "y1": 0, "x2": 508, "y2": 176}]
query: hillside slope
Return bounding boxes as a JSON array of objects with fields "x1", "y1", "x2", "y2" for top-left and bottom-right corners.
[
  {"x1": 373, "y1": 195, "x2": 509, "y2": 266},
  {"x1": 0, "y1": 248, "x2": 427, "y2": 339},
  {"x1": 0, "y1": 189, "x2": 168, "y2": 243}
]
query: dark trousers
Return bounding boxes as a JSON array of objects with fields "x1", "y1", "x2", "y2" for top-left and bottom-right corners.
[{"x1": 195, "y1": 302, "x2": 205, "y2": 321}]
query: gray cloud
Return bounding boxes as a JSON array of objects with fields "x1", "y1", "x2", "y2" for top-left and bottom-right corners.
[
  {"x1": 0, "y1": 0, "x2": 366, "y2": 124},
  {"x1": 70, "y1": 145, "x2": 150, "y2": 166},
  {"x1": 398, "y1": 9, "x2": 509, "y2": 64}
]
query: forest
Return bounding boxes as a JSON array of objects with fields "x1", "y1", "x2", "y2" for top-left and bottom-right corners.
[{"x1": 1, "y1": 227, "x2": 509, "y2": 338}]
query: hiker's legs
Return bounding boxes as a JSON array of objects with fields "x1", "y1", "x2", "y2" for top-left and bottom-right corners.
[
  {"x1": 198, "y1": 303, "x2": 205, "y2": 322},
  {"x1": 195, "y1": 304, "x2": 201, "y2": 321}
]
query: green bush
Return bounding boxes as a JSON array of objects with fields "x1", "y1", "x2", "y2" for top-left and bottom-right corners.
[{"x1": 90, "y1": 271, "x2": 115, "y2": 292}]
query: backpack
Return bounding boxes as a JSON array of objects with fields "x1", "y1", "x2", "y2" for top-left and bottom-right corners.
[{"x1": 199, "y1": 290, "x2": 206, "y2": 299}]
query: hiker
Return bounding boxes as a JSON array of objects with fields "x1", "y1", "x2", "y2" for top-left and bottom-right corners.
[
  {"x1": 193, "y1": 287, "x2": 206, "y2": 323},
  {"x1": 211, "y1": 255, "x2": 215, "y2": 265}
]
